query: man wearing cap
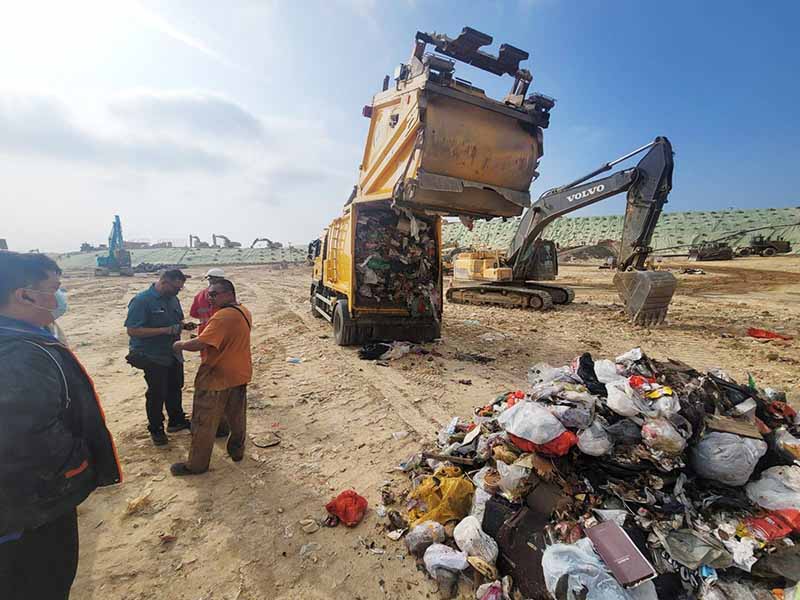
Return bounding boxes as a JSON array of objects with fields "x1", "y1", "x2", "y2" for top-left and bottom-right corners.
[
  {"x1": 125, "y1": 269, "x2": 195, "y2": 446},
  {"x1": 191, "y1": 268, "x2": 226, "y2": 334}
]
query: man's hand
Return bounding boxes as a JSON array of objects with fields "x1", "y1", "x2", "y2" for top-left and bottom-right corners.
[
  {"x1": 172, "y1": 340, "x2": 185, "y2": 353},
  {"x1": 182, "y1": 322, "x2": 198, "y2": 331}
]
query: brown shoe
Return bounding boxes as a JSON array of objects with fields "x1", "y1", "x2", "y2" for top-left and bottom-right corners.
[{"x1": 170, "y1": 463, "x2": 201, "y2": 476}]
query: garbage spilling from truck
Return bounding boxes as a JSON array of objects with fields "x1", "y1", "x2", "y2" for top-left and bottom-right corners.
[{"x1": 382, "y1": 348, "x2": 800, "y2": 599}]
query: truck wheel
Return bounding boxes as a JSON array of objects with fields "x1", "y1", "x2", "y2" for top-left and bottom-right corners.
[
  {"x1": 738, "y1": 248, "x2": 751, "y2": 257},
  {"x1": 333, "y1": 300, "x2": 358, "y2": 346},
  {"x1": 762, "y1": 247, "x2": 777, "y2": 257}
]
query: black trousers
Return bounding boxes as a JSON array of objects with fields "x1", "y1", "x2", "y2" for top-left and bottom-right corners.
[
  {"x1": 0, "y1": 508, "x2": 79, "y2": 600},
  {"x1": 142, "y1": 359, "x2": 186, "y2": 432}
]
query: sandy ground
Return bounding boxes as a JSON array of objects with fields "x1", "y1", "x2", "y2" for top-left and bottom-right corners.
[{"x1": 58, "y1": 256, "x2": 800, "y2": 600}]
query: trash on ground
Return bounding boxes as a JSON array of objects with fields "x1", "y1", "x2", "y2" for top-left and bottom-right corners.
[
  {"x1": 325, "y1": 490, "x2": 368, "y2": 527},
  {"x1": 286, "y1": 357, "x2": 303, "y2": 364},
  {"x1": 379, "y1": 346, "x2": 800, "y2": 598},
  {"x1": 747, "y1": 328, "x2": 793, "y2": 341}
]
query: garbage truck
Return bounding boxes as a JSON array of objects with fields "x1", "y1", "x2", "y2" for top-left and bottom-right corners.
[{"x1": 309, "y1": 27, "x2": 554, "y2": 345}]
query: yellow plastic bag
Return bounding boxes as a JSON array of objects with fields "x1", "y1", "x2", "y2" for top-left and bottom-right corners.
[{"x1": 408, "y1": 466, "x2": 475, "y2": 528}]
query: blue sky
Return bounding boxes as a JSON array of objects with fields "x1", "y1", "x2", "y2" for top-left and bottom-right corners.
[{"x1": 0, "y1": 0, "x2": 797, "y2": 251}]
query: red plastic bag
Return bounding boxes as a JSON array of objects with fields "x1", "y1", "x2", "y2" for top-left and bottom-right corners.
[
  {"x1": 747, "y1": 328, "x2": 793, "y2": 341},
  {"x1": 510, "y1": 431, "x2": 578, "y2": 457},
  {"x1": 629, "y1": 375, "x2": 656, "y2": 389},
  {"x1": 325, "y1": 490, "x2": 368, "y2": 527}
]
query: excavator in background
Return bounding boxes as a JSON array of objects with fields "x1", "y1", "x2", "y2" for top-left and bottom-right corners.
[
  {"x1": 95, "y1": 215, "x2": 134, "y2": 276},
  {"x1": 188, "y1": 235, "x2": 210, "y2": 248},
  {"x1": 212, "y1": 234, "x2": 241, "y2": 248},
  {"x1": 251, "y1": 238, "x2": 283, "y2": 249},
  {"x1": 447, "y1": 137, "x2": 678, "y2": 325}
]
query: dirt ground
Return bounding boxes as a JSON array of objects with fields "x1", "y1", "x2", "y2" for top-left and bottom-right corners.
[{"x1": 60, "y1": 256, "x2": 800, "y2": 600}]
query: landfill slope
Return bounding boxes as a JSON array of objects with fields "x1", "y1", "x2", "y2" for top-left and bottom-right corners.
[{"x1": 61, "y1": 257, "x2": 800, "y2": 599}]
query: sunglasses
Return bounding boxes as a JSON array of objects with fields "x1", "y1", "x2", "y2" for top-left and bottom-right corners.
[{"x1": 208, "y1": 291, "x2": 229, "y2": 298}]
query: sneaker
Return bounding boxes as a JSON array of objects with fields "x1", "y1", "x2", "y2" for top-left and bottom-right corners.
[
  {"x1": 167, "y1": 420, "x2": 191, "y2": 433},
  {"x1": 150, "y1": 430, "x2": 168, "y2": 446}
]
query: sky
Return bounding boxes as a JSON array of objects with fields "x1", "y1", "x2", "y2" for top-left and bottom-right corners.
[{"x1": 1, "y1": 0, "x2": 798, "y2": 252}]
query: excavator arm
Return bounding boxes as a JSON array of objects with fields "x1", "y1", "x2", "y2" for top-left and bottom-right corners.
[{"x1": 508, "y1": 136, "x2": 677, "y2": 325}]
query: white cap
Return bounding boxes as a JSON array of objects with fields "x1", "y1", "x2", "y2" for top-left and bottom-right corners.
[{"x1": 204, "y1": 268, "x2": 226, "y2": 279}]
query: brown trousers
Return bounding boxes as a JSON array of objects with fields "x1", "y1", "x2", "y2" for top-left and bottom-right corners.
[{"x1": 187, "y1": 385, "x2": 247, "y2": 473}]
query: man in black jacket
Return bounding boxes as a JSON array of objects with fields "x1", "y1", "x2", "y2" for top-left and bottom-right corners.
[{"x1": 0, "y1": 251, "x2": 122, "y2": 600}]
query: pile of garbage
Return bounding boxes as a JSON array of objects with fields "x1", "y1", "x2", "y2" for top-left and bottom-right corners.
[
  {"x1": 386, "y1": 348, "x2": 800, "y2": 599},
  {"x1": 354, "y1": 207, "x2": 439, "y2": 318}
]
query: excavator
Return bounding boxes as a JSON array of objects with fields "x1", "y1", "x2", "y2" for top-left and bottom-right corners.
[
  {"x1": 251, "y1": 238, "x2": 283, "y2": 249},
  {"x1": 447, "y1": 137, "x2": 678, "y2": 325},
  {"x1": 95, "y1": 215, "x2": 134, "y2": 276},
  {"x1": 212, "y1": 234, "x2": 241, "y2": 248}
]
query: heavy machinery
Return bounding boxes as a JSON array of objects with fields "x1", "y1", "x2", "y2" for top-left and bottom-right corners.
[
  {"x1": 310, "y1": 27, "x2": 554, "y2": 345},
  {"x1": 688, "y1": 241, "x2": 734, "y2": 261},
  {"x1": 95, "y1": 215, "x2": 134, "y2": 276},
  {"x1": 188, "y1": 235, "x2": 210, "y2": 248},
  {"x1": 251, "y1": 238, "x2": 283, "y2": 249},
  {"x1": 447, "y1": 137, "x2": 679, "y2": 325},
  {"x1": 739, "y1": 234, "x2": 792, "y2": 257},
  {"x1": 212, "y1": 234, "x2": 241, "y2": 248}
]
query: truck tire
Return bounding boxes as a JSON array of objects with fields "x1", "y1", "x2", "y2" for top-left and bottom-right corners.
[
  {"x1": 738, "y1": 248, "x2": 751, "y2": 257},
  {"x1": 762, "y1": 247, "x2": 777, "y2": 257},
  {"x1": 333, "y1": 300, "x2": 358, "y2": 346}
]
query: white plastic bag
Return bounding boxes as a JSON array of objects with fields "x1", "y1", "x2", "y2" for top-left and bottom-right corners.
[
  {"x1": 543, "y1": 539, "x2": 631, "y2": 600},
  {"x1": 616, "y1": 347, "x2": 643, "y2": 367},
  {"x1": 497, "y1": 461, "x2": 530, "y2": 500},
  {"x1": 453, "y1": 516, "x2": 499, "y2": 564},
  {"x1": 578, "y1": 419, "x2": 613, "y2": 456},
  {"x1": 594, "y1": 359, "x2": 625, "y2": 384},
  {"x1": 405, "y1": 521, "x2": 446, "y2": 556},
  {"x1": 423, "y1": 543, "x2": 469, "y2": 577},
  {"x1": 476, "y1": 581, "x2": 503, "y2": 600},
  {"x1": 528, "y1": 363, "x2": 579, "y2": 386},
  {"x1": 691, "y1": 432, "x2": 768, "y2": 487},
  {"x1": 641, "y1": 418, "x2": 687, "y2": 455},
  {"x1": 497, "y1": 400, "x2": 565, "y2": 444},
  {"x1": 606, "y1": 380, "x2": 639, "y2": 417},
  {"x1": 470, "y1": 487, "x2": 492, "y2": 524},
  {"x1": 550, "y1": 404, "x2": 594, "y2": 430},
  {"x1": 746, "y1": 465, "x2": 800, "y2": 510}
]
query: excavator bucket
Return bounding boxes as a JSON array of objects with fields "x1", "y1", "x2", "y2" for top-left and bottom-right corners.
[{"x1": 613, "y1": 271, "x2": 677, "y2": 326}]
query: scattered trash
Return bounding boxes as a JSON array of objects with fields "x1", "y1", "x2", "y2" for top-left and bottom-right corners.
[
  {"x1": 384, "y1": 346, "x2": 800, "y2": 599},
  {"x1": 286, "y1": 357, "x2": 303, "y2": 364},
  {"x1": 250, "y1": 432, "x2": 281, "y2": 448},
  {"x1": 458, "y1": 379, "x2": 473, "y2": 386},
  {"x1": 124, "y1": 489, "x2": 153, "y2": 516},
  {"x1": 299, "y1": 542, "x2": 322, "y2": 562},
  {"x1": 325, "y1": 490, "x2": 368, "y2": 527},
  {"x1": 299, "y1": 519, "x2": 320, "y2": 534},
  {"x1": 455, "y1": 351, "x2": 495, "y2": 364},
  {"x1": 747, "y1": 328, "x2": 793, "y2": 341},
  {"x1": 391, "y1": 431, "x2": 410, "y2": 441},
  {"x1": 680, "y1": 268, "x2": 706, "y2": 275}
]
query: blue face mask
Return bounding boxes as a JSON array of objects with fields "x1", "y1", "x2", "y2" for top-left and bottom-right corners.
[{"x1": 52, "y1": 289, "x2": 68, "y2": 320}]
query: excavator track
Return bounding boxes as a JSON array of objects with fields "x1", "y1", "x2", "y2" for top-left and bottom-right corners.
[
  {"x1": 446, "y1": 284, "x2": 555, "y2": 311},
  {"x1": 517, "y1": 282, "x2": 575, "y2": 305}
]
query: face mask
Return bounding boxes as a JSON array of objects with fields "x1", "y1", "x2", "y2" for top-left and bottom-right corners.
[{"x1": 52, "y1": 289, "x2": 68, "y2": 320}]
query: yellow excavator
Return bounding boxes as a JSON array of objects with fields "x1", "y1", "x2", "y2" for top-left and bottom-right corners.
[{"x1": 447, "y1": 137, "x2": 678, "y2": 325}]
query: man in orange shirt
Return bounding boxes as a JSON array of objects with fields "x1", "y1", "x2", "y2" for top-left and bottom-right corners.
[
  {"x1": 170, "y1": 279, "x2": 252, "y2": 476},
  {"x1": 189, "y1": 268, "x2": 226, "y2": 334}
]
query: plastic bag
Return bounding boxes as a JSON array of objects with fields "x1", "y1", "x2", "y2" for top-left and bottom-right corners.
[
  {"x1": 476, "y1": 431, "x2": 508, "y2": 461},
  {"x1": 641, "y1": 417, "x2": 688, "y2": 455},
  {"x1": 691, "y1": 432, "x2": 768, "y2": 487},
  {"x1": 405, "y1": 521, "x2": 446, "y2": 556},
  {"x1": 325, "y1": 490, "x2": 368, "y2": 526},
  {"x1": 543, "y1": 538, "x2": 631, "y2": 600},
  {"x1": 606, "y1": 380, "x2": 639, "y2": 417},
  {"x1": 604, "y1": 419, "x2": 642, "y2": 445},
  {"x1": 594, "y1": 359, "x2": 625, "y2": 384},
  {"x1": 407, "y1": 465, "x2": 475, "y2": 527},
  {"x1": 578, "y1": 419, "x2": 613, "y2": 456},
  {"x1": 423, "y1": 543, "x2": 469, "y2": 576},
  {"x1": 616, "y1": 347, "x2": 643, "y2": 367},
  {"x1": 497, "y1": 400, "x2": 565, "y2": 444},
  {"x1": 528, "y1": 363, "x2": 579, "y2": 386},
  {"x1": 476, "y1": 581, "x2": 503, "y2": 600},
  {"x1": 454, "y1": 516, "x2": 499, "y2": 564},
  {"x1": 470, "y1": 487, "x2": 492, "y2": 524},
  {"x1": 747, "y1": 465, "x2": 800, "y2": 510},
  {"x1": 550, "y1": 404, "x2": 594, "y2": 430},
  {"x1": 497, "y1": 461, "x2": 530, "y2": 501},
  {"x1": 776, "y1": 429, "x2": 800, "y2": 461}
]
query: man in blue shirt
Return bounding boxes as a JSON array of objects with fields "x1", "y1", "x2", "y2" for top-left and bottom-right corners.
[{"x1": 125, "y1": 269, "x2": 195, "y2": 446}]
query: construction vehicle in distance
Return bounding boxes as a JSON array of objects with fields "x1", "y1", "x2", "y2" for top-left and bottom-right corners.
[
  {"x1": 212, "y1": 234, "x2": 241, "y2": 248},
  {"x1": 188, "y1": 235, "x2": 210, "y2": 248},
  {"x1": 0, "y1": 239, "x2": 8, "y2": 250},
  {"x1": 310, "y1": 27, "x2": 554, "y2": 345},
  {"x1": 688, "y1": 241, "x2": 734, "y2": 261},
  {"x1": 738, "y1": 234, "x2": 792, "y2": 257},
  {"x1": 95, "y1": 215, "x2": 134, "y2": 276},
  {"x1": 447, "y1": 137, "x2": 679, "y2": 325},
  {"x1": 251, "y1": 238, "x2": 283, "y2": 249}
]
